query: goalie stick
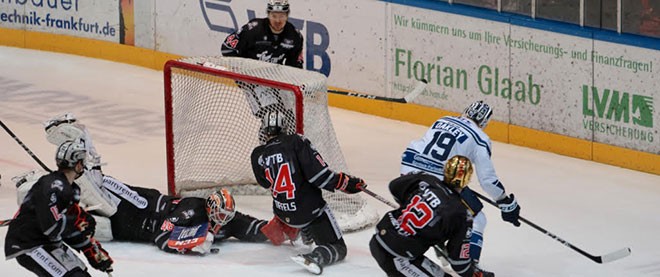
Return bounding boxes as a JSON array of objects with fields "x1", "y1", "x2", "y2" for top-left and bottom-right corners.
[
  {"x1": 472, "y1": 191, "x2": 631, "y2": 264},
  {"x1": 0, "y1": 120, "x2": 53, "y2": 173},
  {"x1": 328, "y1": 79, "x2": 428, "y2": 103}
]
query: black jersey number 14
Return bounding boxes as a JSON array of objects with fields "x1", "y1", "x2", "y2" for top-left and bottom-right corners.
[{"x1": 265, "y1": 164, "x2": 297, "y2": 199}]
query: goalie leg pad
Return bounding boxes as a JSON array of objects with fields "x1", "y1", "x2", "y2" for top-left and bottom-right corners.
[
  {"x1": 76, "y1": 169, "x2": 118, "y2": 217},
  {"x1": 260, "y1": 216, "x2": 299, "y2": 246},
  {"x1": 91, "y1": 215, "x2": 114, "y2": 242},
  {"x1": 14, "y1": 170, "x2": 49, "y2": 205},
  {"x1": 45, "y1": 119, "x2": 85, "y2": 146}
]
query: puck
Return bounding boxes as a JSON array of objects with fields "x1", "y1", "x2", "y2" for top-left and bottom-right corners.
[{"x1": 210, "y1": 248, "x2": 219, "y2": 254}]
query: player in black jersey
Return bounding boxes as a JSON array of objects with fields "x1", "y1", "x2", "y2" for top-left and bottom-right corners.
[
  {"x1": 13, "y1": 114, "x2": 277, "y2": 256},
  {"x1": 221, "y1": 0, "x2": 303, "y2": 68},
  {"x1": 370, "y1": 155, "x2": 477, "y2": 277},
  {"x1": 5, "y1": 139, "x2": 114, "y2": 276},
  {"x1": 221, "y1": 0, "x2": 303, "y2": 140},
  {"x1": 250, "y1": 111, "x2": 367, "y2": 275},
  {"x1": 100, "y1": 178, "x2": 270, "y2": 254}
]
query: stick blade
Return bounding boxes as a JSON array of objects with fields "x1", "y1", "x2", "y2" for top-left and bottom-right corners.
[
  {"x1": 597, "y1": 247, "x2": 631, "y2": 263},
  {"x1": 403, "y1": 79, "x2": 428, "y2": 103}
]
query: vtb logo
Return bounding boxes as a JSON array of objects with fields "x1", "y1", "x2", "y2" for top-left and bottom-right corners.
[{"x1": 199, "y1": 0, "x2": 332, "y2": 76}]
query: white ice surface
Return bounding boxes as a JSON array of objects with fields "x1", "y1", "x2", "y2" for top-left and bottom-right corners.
[{"x1": 1, "y1": 46, "x2": 659, "y2": 276}]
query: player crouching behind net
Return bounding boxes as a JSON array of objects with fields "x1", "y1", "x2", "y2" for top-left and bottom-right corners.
[
  {"x1": 13, "y1": 113, "x2": 299, "y2": 256},
  {"x1": 370, "y1": 155, "x2": 478, "y2": 277},
  {"x1": 251, "y1": 111, "x2": 367, "y2": 275}
]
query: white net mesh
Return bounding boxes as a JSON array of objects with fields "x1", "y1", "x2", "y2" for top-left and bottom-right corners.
[{"x1": 164, "y1": 57, "x2": 378, "y2": 232}]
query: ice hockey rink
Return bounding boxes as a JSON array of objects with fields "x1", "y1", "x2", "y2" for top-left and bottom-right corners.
[{"x1": 1, "y1": 45, "x2": 659, "y2": 276}]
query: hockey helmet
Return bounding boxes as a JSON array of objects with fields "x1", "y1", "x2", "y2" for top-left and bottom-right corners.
[
  {"x1": 262, "y1": 110, "x2": 287, "y2": 136},
  {"x1": 443, "y1": 155, "x2": 473, "y2": 190},
  {"x1": 267, "y1": 0, "x2": 289, "y2": 13},
  {"x1": 462, "y1": 100, "x2": 493, "y2": 128},
  {"x1": 206, "y1": 188, "x2": 236, "y2": 227},
  {"x1": 55, "y1": 138, "x2": 87, "y2": 169}
]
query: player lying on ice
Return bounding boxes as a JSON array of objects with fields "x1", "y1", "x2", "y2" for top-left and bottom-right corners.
[{"x1": 14, "y1": 113, "x2": 300, "y2": 255}]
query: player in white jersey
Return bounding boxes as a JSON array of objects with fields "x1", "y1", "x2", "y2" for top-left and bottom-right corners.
[{"x1": 400, "y1": 100, "x2": 521, "y2": 277}]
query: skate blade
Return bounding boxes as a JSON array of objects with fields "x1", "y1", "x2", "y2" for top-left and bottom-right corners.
[{"x1": 291, "y1": 255, "x2": 323, "y2": 275}]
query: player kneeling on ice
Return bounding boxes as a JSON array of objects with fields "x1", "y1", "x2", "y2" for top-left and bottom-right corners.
[
  {"x1": 14, "y1": 113, "x2": 277, "y2": 255},
  {"x1": 5, "y1": 139, "x2": 114, "y2": 276},
  {"x1": 371, "y1": 155, "x2": 479, "y2": 277},
  {"x1": 250, "y1": 111, "x2": 367, "y2": 275}
]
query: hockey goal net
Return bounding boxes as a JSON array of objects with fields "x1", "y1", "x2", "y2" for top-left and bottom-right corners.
[{"x1": 163, "y1": 57, "x2": 378, "y2": 232}]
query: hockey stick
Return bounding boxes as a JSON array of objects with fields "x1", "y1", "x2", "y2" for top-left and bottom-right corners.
[
  {"x1": 360, "y1": 186, "x2": 398, "y2": 208},
  {"x1": 328, "y1": 79, "x2": 428, "y2": 103},
  {"x1": 360, "y1": 186, "x2": 460, "y2": 276},
  {"x1": 472, "y1": 191, "x2": 631, "y2": 264},
  {"x1": 0, "y1": 120, "x2": 52, "y2": 172}
]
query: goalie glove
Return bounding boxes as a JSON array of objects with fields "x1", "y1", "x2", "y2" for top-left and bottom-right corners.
[
  {"x1": 496, "y1": 193, "x2": 521, "y2": 227},
  {"x1": 335, "y1": 173, "x2": 366, "y2": 194},
  {"x1": 82, "y1": 238, "x2": 113, "y2": 273},
  {"x1": 44, "y1": 113, "x2": 82, "y2": 146}
]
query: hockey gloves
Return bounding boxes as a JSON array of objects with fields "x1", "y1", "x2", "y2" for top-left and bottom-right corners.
[
  {"x1": 68, "y1": 204, "x2": 96, "y2": 237},
  {"x1": 336, "y1": 173, "x2": 366, "y2": 194},
  {"x1": 496, "y1": 194, "x2": 521, "y2": 227},
  {"x1": 82, "y1": 238, "x2": 113, "y2": 273}
]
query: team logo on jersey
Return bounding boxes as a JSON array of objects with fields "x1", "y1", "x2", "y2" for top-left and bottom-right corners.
[
  {"x1": 49, "y1": 193, "x2": 58, "y2": 205},
  {"x1": 182, "y1": 209, "x2": 195, "y2": 219},
  {"x1": 50, "y1": 180, "x2": 64, "y2": 191},
  {"x1": 281, "y1": 39, "x2": 294, "y2": 49},
  {"x1": 160, "y1": 220, "x2": 174, "y2": 231}
]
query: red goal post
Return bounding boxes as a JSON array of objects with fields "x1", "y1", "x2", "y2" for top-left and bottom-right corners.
[{"x1": 163, "y1": 57, "x2": 378, "y2": 232}]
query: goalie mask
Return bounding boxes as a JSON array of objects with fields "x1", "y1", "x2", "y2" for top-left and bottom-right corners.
[
  {"x1": 206, "y1": 188, "x2": 236, "y2": 227},
  {"x1": 443, "y1": 155, "x2": 473, "y2": 190},
  {"x1": 463, "y1": 100, "x2": 493, "y2": 128},
  {"x1": 55, "y1": 139, "x2": 87, "y2": 169}
]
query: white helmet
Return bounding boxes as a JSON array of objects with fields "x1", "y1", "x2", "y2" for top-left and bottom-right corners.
[
  {"x1": 55, "y1": 139, "x2": 87, "y2": 168},
  {"x1": 462, "y1": 100, "x2": 493, "y2": 128},
  {"x1": 206, "y1": 188, "x2": 236, "y2": 227},
  {"x1": 267, "y1": 0, "x2": 290, "y2": 13},
  {"x1": 262, "y1": 110, "x2": 287, "y2": 136}
]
